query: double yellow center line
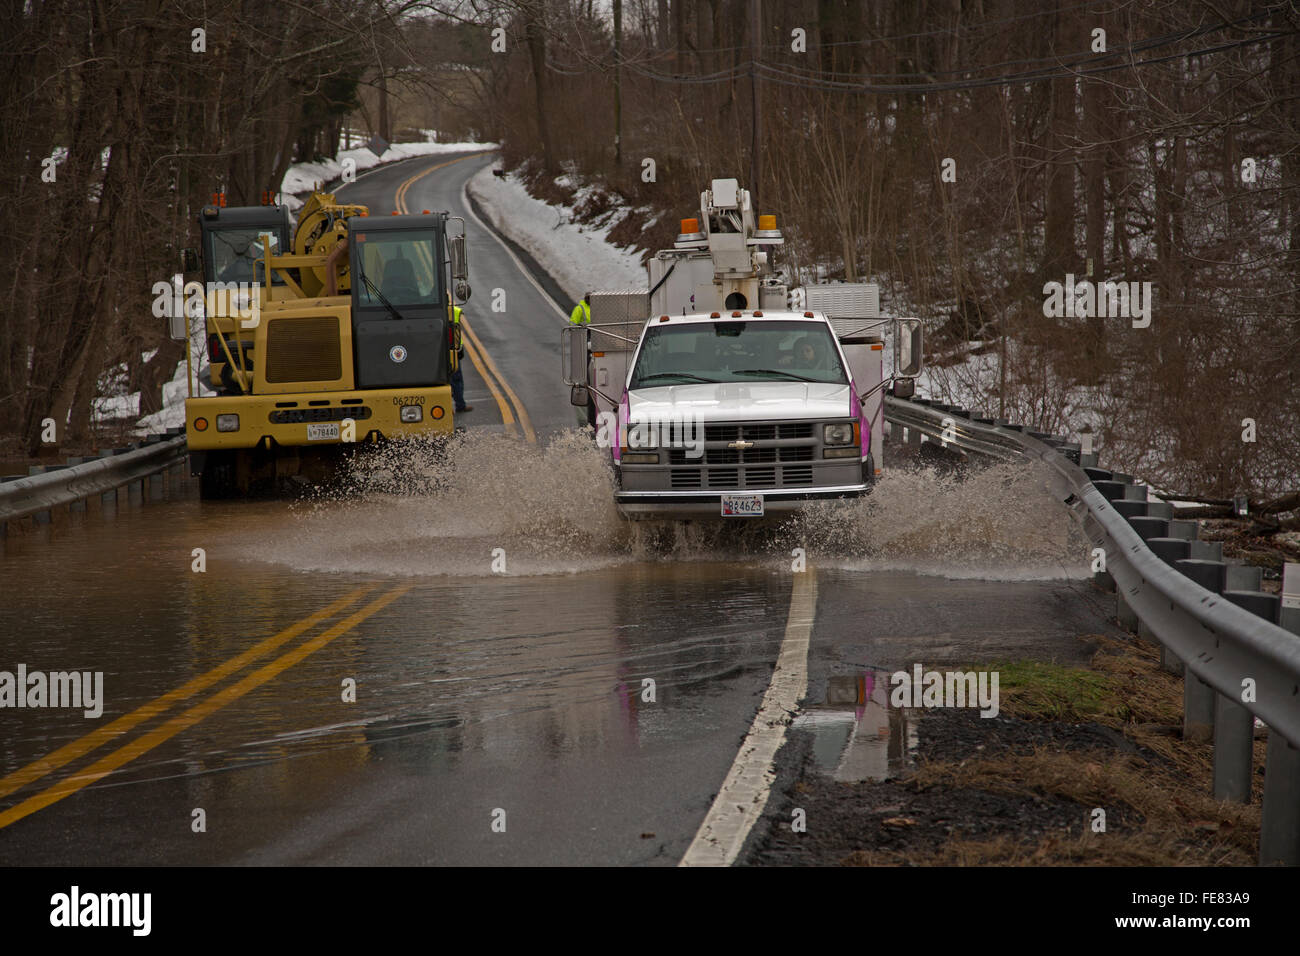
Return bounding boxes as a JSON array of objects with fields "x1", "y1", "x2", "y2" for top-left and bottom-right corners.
[
  {"x1": 391, "y1": 155, "x2": 536, "y2": 444},
  {"x1": 0, "y1": 585, "x2": 408, "y2": 830}
]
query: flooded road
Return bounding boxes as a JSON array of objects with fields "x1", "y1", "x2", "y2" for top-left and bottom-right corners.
[{"x1": 0, "y1": 153, "x2": 1109, "y2": 866}]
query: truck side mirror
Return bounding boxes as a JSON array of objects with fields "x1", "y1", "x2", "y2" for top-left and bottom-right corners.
[
  {"x1": 449, "y1": 235, "x2": 467, "y2": 281},
  {"x1": 455, "y1": 279, "x2": 472, "y2": 302},
  {"x1": 561, "y1": 325, "x2": 588, "y2": 386},
  {"x1": 570, "y1": 384, "x2": 589, "y2": 407},
  {"x1": 895, "y1": 318, "x2": 923, "y2": 378},
  {"x1": 182, "y1": 248, "x2": 199, "y2": 274},
  {"x1": 166, "y1": 274, "x2": 188, "y2": 342}
]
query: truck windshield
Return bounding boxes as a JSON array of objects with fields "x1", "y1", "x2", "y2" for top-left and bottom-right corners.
[
  {"x1": 353, "y1": 230, "x2": 441, "y2": 306},
  {"x1": 630, "y1": 320, "x2": 848, "y2": 387},
  {"x1": 207, "y1": 228, "x2": 283, "y2": 284}
]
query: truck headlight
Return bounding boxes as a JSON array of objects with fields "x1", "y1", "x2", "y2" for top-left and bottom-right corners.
[
  {"x1": 823, "y1": 423, "x2": 854, "y2": 445},
  {"x1": 400, "y1": 405, "x2": 423, "y2": 423},
  {"x1": 216, "y1": 414, "x2": 240, "y2": 432},
  {"x1": 627, "y1": 423, "x2": 658, "y2": 449}
]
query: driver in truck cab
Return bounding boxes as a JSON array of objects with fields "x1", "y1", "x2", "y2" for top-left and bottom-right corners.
[{"x1": 781, "y1": 335, "x2": 825, "y2": 369}]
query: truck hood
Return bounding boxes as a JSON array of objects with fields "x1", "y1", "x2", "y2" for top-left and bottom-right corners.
[{"x1": 627, "y1": 381, "x2": 852, "y2": 421}]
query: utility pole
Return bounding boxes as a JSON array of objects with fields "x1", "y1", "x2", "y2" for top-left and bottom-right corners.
[
  {"x1": 614, "y1": 0, "x2": 623, "y2": 167},
  {"x1": 749, "y1": 0, "x2": 761, "y2": 205}
]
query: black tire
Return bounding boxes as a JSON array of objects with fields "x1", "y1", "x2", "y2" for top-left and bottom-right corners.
[
  {"x1": 199, "y1": 450, "x2": 236, "y2": 499},
  {"x1": 219, "y1": 361, "x2": 246, "y2": 395}
]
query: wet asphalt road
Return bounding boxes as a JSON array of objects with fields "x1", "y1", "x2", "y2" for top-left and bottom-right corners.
[{"x1": 0, "y1": 152, "x2": 1106, "y2": 865}]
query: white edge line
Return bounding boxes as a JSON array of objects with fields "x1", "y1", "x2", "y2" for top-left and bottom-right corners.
[
  {"x1": 678, "y1": 569, "x2": 817, "y2": 867},
  {"x1": 460, "y1": 162, "x2": 571, "y2": 324}
]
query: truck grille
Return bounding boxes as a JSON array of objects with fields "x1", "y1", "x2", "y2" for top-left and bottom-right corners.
[
  {"x1": 668, "y1": 446, "x2": 813, "y2": 465},
  {"x1": 264, "y1": 317, "x2": 342, "y2": 384},
  {"x1": 655, "y1": 420, "x2": 824, "y2": 490},
  {"x1": 671, "y1": 469, "x2": 702, "y2": 488},
  {"x1": 268, "y1": 406, "x2": 372, "y2": 424},
  {"x1": 703, "y1": 422, "x2": 813, "y2": 442},
  {"x1": 783, "y1": 466, "x2": 814, "y2": 485}
]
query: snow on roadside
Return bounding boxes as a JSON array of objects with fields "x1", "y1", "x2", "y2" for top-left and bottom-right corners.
[
  {"x1": 466, "y1": 165, "x2": 646, "y2": 307},
  {"x1": 135, "y1": 357, "x2": 216, "y2": 433}
]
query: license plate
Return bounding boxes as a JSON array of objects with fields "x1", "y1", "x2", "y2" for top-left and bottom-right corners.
[
  {"x1": 721, "y1": 494, "x2": 764, "y2": 517},
  {"x1": 306, "y1": 423, "x2": 340, "y2": 441}
]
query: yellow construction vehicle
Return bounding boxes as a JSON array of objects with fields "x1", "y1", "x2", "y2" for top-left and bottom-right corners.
[{"x1": 169, "y1": 191, "x2": 472, "y2": 497}]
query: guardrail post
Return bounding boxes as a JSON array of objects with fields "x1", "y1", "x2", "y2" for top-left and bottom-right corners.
[
  {"x1": 1282, "y1": 563, "x2": 1300, "y2": 636},
  {"x1": 1184, "y1": 674, "x2": 1215, "y2": 743},
  {"x1": 1225, "y1": 565, "x2": 1263, "y2": 592},
  {"x1": 1176, "y1": 558, "x2": 1228, "y2": 739},
  {"x1": 1261, "y1": 734, "x2": 1300, "y2": 865},
  {"x1": 1212, "y1": 694, "x2": 1254, "y2": 803},
  {"x1": 1189, "y1": 540, "x2": 1223, "y2": 561},
  {"x1": 1212, "y1": 591, "x2": 1279, "y2": 804},
  {"x1": 1147, "y1": 537, "x2": 1191, "y2": 670},
  {"x1": 1117, "y1": 590, "x2": 1139, "y2": 631},
  {"x1": 148, "y1": 473, "x2": 164, "y2": 501},
  {"x1": 66, "y1": 458, "x2": 88, "y2": 512},
  {"x1": 906, "y1": 426, "x2": 921, "y2": 451}
]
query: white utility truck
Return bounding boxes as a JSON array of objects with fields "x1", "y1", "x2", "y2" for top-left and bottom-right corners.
[{"x1": 562, "y1": 178, "x2": 922, "y2": 519}]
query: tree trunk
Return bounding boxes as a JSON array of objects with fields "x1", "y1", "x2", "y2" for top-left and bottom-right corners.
[
  {"x1": 1082, "y1": 75, "x2": 1106, "y2": 379},
  {"x1": 1042, "y1": 1, "x2": 1077, "y2": 279},
  {"x1": 525, "y1": 4, "x2": 555, "y2": 172}
]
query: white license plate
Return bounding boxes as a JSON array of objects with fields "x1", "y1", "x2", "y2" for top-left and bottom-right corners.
[
  {"x1": 306, "y1": 423, "x2": 340, "y2": 441},
  {"x1": 721, "y1": 494, "x2": 764, "y2": 517}
]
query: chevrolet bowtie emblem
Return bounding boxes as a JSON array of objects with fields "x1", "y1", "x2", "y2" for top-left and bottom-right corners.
[{"x1": 728, "y1": 440, "x2": 755, "y2": 450}]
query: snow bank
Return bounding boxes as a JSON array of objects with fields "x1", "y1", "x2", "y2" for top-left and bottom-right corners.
[
  {"x1": 465, "y1": 166, "x2": 646, "y2": 306},
  {"x1": 135, "y1": 356, "x2": 216, "y2": 433}
]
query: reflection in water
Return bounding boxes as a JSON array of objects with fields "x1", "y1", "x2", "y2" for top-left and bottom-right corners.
[
  {"x1": 27, "y1": 564, "x2": 789, "y2": 788},
  {"x1": 792, "y1": 672, "x2": 919, "y2": 783}
]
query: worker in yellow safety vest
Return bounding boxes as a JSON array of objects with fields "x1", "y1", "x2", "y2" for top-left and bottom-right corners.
[
  {"x1": 568, "y1": 294, "x2": 596, "y2": 428},
  {"x1": 450, "y1": 305, "x2": 471, "y2": 413},
  {"x1": 569, "y1": 293, "x2": 591, "y2": 325}
]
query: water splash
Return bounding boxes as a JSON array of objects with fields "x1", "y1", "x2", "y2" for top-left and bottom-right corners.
[
  {"x1": 248, "y1": 430, "x2": 1086, "y2": 580},
  {"x1": 777, "y1": 461, "x2": 1089, "y2": 579}
]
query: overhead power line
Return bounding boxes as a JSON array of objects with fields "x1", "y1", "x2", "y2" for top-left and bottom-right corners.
[{"x1": 547, "y1": 9, "x2": 1289, "y2": 97}]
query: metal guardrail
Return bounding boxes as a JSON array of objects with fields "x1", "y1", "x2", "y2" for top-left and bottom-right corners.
[
  {"x1": 883, "y1": 396, "x2": 1024, "y2": 462},
  {"x1": 883, "y1": 391, "x2": 1300, "y2": 865},
  {"x1": 0, "y1": 433, "x2": 188, "y2": 524}
]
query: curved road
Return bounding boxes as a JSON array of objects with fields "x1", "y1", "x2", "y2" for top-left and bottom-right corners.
[{"x1": 0, "y1": 152, "x2": 1114, "y2": 865}]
